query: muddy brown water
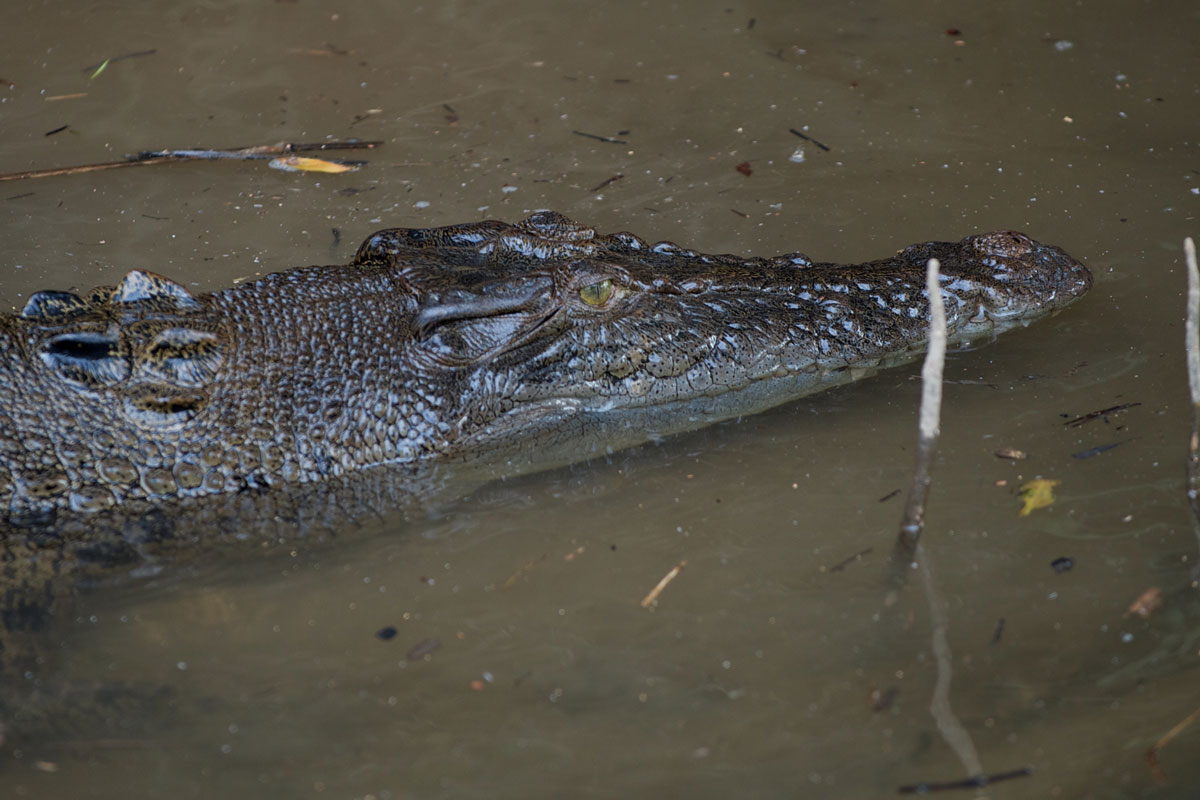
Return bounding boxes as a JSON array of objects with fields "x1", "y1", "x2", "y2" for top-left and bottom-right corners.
[{"x1": 2, "y1": 1, "x2": 1199, "y2": 797}]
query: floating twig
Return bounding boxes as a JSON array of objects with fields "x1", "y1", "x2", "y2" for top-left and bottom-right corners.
[
  {"x1": 788, "y1": 127, "x2": 831, "y2": 151},
  {"x1": 899, "y1": 766, "x2": 1032, "y2": 794},
  {"x1": 641, "y1": 560, "x2": 687, "y2": 608},
  {"x1": 828, "y1": 547, "x2": 874, "y2": 573},
  {"x1": 1062, "y1": 402, "x2": 1140, "y2": 428},
  {"x1": 589, "y1": 173, "x2": 625, "y2": 192},
  {"x1": 0, "y1": 139, "x2": 382, "y2": 182},
  {"x1": 81, "y1": 50, "x2": 157, "y2": 73},
  {"x1": 1146, "y1": 702, "x2": 1200, "y2": 781},
  {"x1": 44, "y1": 125, "x2": 69, "y2": 137},
  {"x1": 572, "y1": 130, "x2": 628, "y2": 144}
]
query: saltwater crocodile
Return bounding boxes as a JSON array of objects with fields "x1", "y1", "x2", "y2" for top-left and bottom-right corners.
[{"x1": 0, "y1": 212, "x2": 1090, "y2": 679}]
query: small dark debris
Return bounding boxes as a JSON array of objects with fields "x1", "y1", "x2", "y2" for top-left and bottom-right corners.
[
  {"x1": 375, "y1": 625, "x2": 398, "y2": 641},
  {"x1": 946, "y1": 27, "x2": 962, "y2": 36},
  {"x1": 1071, "y1": 441, "x2": 1126, "y2": 459},
  {"x1": 730, "y1": 208, "x2": 749, "y2": 218},
  {"x1": 610, "y1": 544, "x2": 617, "y2": 551},
  {"x1": 788, "y1": 127, "x2": 831, "y2": 151},
  {"x1": 406, "y1": 638, "x2": 441, "y2": 660},
  {"x1": 1063, "y1": 402, "x2": 1140, "y2": 428},
  {"x1": 735, "y1": 161, "x2": 752, "y2": 176},
  {"x1": 612, "y1": 78, "x2": 631, "y2": 84},
  {"x1": 140, "y1": 213, "x2": 169, "y2": 220},
  {"x1": 878, "y1": 488, "x2": 901, "y2": 503},
  {"x1": 6, "y1": 192, "x2": 35, "y2": 201},
  {"x1": 44, "y1": 125, "x2": 69, "y2": 137},
  {"x1": 331, "y1": 227, "x2": 341, "y2": 246},
  {"x1": 994, "y1": 447, "x2": 1027, "y2": 460},
  {"x1": 81, "y1": 49, "x2": 157, "y2": 72},
  {"x1": 748, "y1": 18, "x2": 756, "y2": 30},
  {"x1": 869, "y1": 686, "x2": 898, "y2": 712},
  {"x1": 572, "y1": 130, "x2": 628, "y2": 144},
  {"x1": 1051, "y1": 556, "x2": 1075, "y2": 574},
  {"x1": 589, "y1": 173, "x2": 625, "y2": 193},
  {"x1": 829, "y1": 547, "x2": 874, "y2": 573},
  {"x1": 899, "y1": 766, "x2": 1033, "y2": 794},
  {"x1": 991, "y1": 617, "x2": 1005, "y2": 644}
]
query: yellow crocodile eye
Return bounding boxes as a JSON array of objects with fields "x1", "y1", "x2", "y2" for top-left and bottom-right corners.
[{"x1": 579, "y1": 279, "x2": 615, "y2": 306}]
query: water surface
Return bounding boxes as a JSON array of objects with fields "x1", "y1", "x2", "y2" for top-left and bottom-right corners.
[{"x1": 2, "y1": 1, "x2": 1199, "y2": 797}]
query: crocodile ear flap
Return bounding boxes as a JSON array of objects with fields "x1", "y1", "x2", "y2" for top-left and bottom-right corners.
[
  {"x1": 112, "y1": 270, "x2": 201, "y2": 310},
  {"x1": 20, "y1": 290, "x2": 90, "y2": 320}
]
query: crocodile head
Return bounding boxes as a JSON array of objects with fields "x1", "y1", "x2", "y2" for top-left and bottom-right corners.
[
  {"x1": 360, "y1": 212, "x2": 1091, "y2": 450},
  {"x1": 1, "y1": 211, "x2": 1090, "y2": 523}
]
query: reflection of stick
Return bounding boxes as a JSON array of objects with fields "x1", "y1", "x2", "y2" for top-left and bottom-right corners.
[
  {"x1": 918, "y1": 543, "x2": 983, "y2": 777},
  {"x1": 1146, "y1": 702, "x2": 1200, "y2": 781},
  {"x1": 641, "y1": 560, "x2": 687, "y2": 608},
  {"x1": 1184, "y1": 237, "x2": 1200, "y2": 583},
  {"x1": 897, "y1": 258, "x2": 946, "y2": 551},
  {"x1": 0, "y1": 139, "x2": 382, "y2": 182}
]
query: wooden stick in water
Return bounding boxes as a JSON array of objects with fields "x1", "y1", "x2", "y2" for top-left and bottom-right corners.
[{"x1": 0, "y1": 139, "x2": 382, "y2": 182}]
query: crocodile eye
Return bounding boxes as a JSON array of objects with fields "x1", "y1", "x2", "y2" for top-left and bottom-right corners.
[{"x1": 579, "y1": 279, "x2": 614, "y2": 307}]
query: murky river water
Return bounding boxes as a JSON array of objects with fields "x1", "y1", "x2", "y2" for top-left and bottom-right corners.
[{"x1": 2, "y1": 1, "x2": 1199, "y2": 797}]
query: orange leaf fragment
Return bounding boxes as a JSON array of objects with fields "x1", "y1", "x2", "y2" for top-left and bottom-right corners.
[
  {"x1": 268, "y1": 156, "x2": 358, "y2": 173},
  {"x1": 1125, "y1": 587, "x2": 1163, "y2": 619}
]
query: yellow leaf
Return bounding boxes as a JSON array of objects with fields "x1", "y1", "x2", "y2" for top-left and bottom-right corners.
[
  {"x1": 267, "y1": 156, "x2": 358, "y2": 174},
  {"x1": 1018, "y1": 478, "x2": 1060, "y2": 516},
  {"x1": 89, "y1": 59, "x2": 110, "y2": 81}
]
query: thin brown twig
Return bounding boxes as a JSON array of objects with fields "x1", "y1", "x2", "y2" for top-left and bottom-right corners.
[
  {"x1": 0, "y1": 139, "x2": 383, "y2": 182},
  {"x1": 641, "y1": 560, "x2": 687, "y2": 608},
  {"x1": 1146, "y1": 702, "x2": 1200, "y2": 781}
]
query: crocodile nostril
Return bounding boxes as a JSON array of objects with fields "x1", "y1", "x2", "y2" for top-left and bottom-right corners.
[
  {"x1": 46, "y1": 332, "x2": 118, "y2": 360},
  {"x1": 41, "y1": 332, "x2": 129, "y2": 386}
]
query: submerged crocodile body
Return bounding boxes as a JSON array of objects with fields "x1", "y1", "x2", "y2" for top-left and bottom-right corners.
[{"x1": 0, "y1": 212, "x2": 1089, "y2": 641}]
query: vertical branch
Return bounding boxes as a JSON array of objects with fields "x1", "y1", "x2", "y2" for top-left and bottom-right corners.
[
  {"x1": 1184, "y1": 237, "x2": 1200, "y2": 584},
  {"x1": 892, "y1": 258, "x2": 985, "y2": 782},
  {"x1": 897, "y1": 258, "x2": 947, "y2": 551}
]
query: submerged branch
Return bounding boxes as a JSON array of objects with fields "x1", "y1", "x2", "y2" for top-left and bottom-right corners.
[
  {"x1": 1146, "y1": 701, "x2": 1200, "y2": 781},
  {"x1": 0, "y1": 139, "x2": 383, "y2": 182}
]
